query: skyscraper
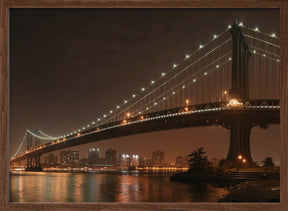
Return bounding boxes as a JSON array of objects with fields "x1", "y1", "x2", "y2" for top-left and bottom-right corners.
[
  {"x1": 152, "y1": 150, "x2": 164, "y2": 167},
  {"x1": 88, "y1": 148, "x2": 99, "y2": 165},
  {"x1": 60, "y1": 150, "x2": 80, "y2": 168},
  {"x1": 105, "y1": 148, "x2": 117, "y2": 166}
]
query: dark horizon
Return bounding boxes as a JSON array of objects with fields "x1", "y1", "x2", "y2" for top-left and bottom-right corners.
[{"x1": 10, "y1": 8, "x2": 280, "y2": 163}]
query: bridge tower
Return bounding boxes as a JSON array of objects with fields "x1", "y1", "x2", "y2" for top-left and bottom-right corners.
[
  {"x1": 227, "y1": 20, "x2": 253, "y2": 164},
  {"x1": 25, "y1": 131, "x2": 43, "y2": 171}
]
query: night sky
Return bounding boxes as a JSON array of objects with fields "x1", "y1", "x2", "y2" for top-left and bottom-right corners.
[{"x1": 10, "y1": 9, "x2": 280, "y2": 164}]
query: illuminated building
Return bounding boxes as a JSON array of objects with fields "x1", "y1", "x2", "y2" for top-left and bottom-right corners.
[
  {"x1": 88, "y1": 148, "x2": 99, "y2": 165},
  {"x1": 105, "y1": 148, "x2": 117, "y2": 166},
  {"x1": 152, "y1": 150, "x2": 164, "y2": 167},
  {"x1": 60, "y1": 150, "x2": 80, "y2": 168}
]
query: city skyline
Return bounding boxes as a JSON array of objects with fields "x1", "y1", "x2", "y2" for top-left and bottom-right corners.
[{"x1": 10, "y1": 9, "x2": 279, "y2": 163}]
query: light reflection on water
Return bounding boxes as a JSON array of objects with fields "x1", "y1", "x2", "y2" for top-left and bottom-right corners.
[{"x1": 10, "y1": 171, "x2": 228, "y2": 202}]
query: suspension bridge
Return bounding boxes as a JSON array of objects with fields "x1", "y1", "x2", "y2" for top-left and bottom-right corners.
[{"x1": 10, "y1": 20, "x2": 280, "y2": 171}]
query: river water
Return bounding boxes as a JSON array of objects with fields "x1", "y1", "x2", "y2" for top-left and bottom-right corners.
[{"x1": 10, "y1": 171, "x2": 228, "y2": 202}]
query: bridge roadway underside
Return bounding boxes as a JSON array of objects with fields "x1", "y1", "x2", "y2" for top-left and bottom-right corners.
[{"x1": 12, "y1": 108, "x2": 279, "y2": 166}]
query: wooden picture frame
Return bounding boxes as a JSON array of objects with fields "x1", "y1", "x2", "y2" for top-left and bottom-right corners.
[{"x1": 1, "y1": 0, "x2": 287, "y2": 210}]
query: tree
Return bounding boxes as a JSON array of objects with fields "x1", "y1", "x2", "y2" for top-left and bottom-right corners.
[
  {"x1": 218, "y1": 159, "x2": 233, "y2": 169},
  {"x1": 262, "y1": 157, "x2": 275, "y2": 167},
  {"x1": 188, "y1": 147, "x2": 210, "y2": 170}
]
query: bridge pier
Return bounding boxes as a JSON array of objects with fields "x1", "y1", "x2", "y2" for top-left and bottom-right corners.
[
  {"x1": 226, "y1": 118, "x2": 253, "y2": 165},
  {"x1": 25, "y1": 155, "x2": 42, "y2": 171}
]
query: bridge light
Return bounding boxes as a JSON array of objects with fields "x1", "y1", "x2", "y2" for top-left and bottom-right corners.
[
  {"x1": 238, "y1": 155, "x2": 242, "y2": 160},
  {"x1": 140, "y1": 116, "x2": 144, "y2": 119},
  {"x1": 223, "y1": 90, "x2": 228, "y2": 95},
  {"x1": 228, "y1": 25, "x2": 232, "y2": 29},
  {"x1": 92, "y1": 122, "x2": 95, "y2": 124},
  {"x1": 163, "y1": 97, "x2": 166, "y2": 100},
  {"x1": 173, "y1": 64, "x2": 177, "y2": 68},
  {"x1": 238, "y1": 22, "x2": 243, "y2": 27},
  {"x1": 185, "y1": 54, "x2": 190, "y2": 59},
  {"x1": 227, "y1": 99, "x2": 243, "y2": 107},
  {"x1": 146, "y1": 107, "x2": 149, "y2": 110},
  {"x1": 154, "y1": 102, "x2": 157, "y2": 106},
  {"x1": 77, "y1": 133, "x2": 81, "y2": 136},
  {"x1": 271, "y1": 33, "x2": 276, "y2": 37},
  {"x1": 184, "y1": 107, "x2": 189, "y2": 112},
  {"x1": 253, "y1": 50, "x2": 256, "y2": 54},
  {"x1": 103, "y1": 114, "x2": 106, "y2": 118},
  {"x1": 228, "y1": 57, "x2": 232, "y2": 61},
  {"x1": 263, "y1": 54, "x2": 266, "y2": 57},
  {"x1": 116, "y1": 105, "x2": 120, "y2": 109},
  {"x1": 254, "y1": 27, "x2": 259, "y2": 31},
  {"x1": 216, "y1": 65, "x2": 219, "y2": 68},
  {"x1": 213, "y1": 34, "x2": 217, "y2": 39},
  {"x1": 141, "y1": 88, "x2": 145, "y2": 91},
  {"x1": 193, "y1": 79, "x2": 196, "y2": 83},
  {"x1": 185, "y1": 99, "x2": 190, "y2": 105},
  {"x1": 199, "y1": 44, "x2": 203, "y2": 49},
  {"x1": 138, "y1": 111, "x2": 141, "y2": 114},
  {"x1": 172, "y1": 91, "x2": 176, "y2": 95},
  {"x1": 243, "y1": 159, "x2": 247, "y2": 163},
  {"x1": 126, "y1": 112, "x2": 131, "y2": 118},
  {"x1": 132, "y1": 94, "x2": 136, "y2": 98},
  {"x1": 122, "y1": 119, "x2": 127, "y2": 124},
  {"x1": 124, "y1": 100, "x2": 128, "y2": 104},
  {"x1": 277, "y1": 59, "x2": 280, "y2": 62},
  {"x1": 161, "y1": 72, "x2": 166, "y2": 76},
  {"x1": 182, "y1": 85, "x2": 185, "y2": 89},
  {"x1": 204, "y1": 72, "x2": 207, "y2": 76},
  {"x1": 97, "y1": 118, "x2": 101, "y2": 121},
  {"x1": 82, "y1": 127, "x2": 85, "y2": 130},
  {"x1": 110, "y1": 110, "x2": 113, "y2": 114}
]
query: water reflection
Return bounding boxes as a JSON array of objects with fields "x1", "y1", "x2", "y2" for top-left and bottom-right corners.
[{"x1": 10, "y1": 171, "x2": 228, "y2": 202}]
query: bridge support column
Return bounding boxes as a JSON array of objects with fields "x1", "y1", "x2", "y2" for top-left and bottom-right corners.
[
  {"x1": 226, "y1": 118, "x2": 253, "y2": 165},
  {"x1": 25, "y1": 155, "x2": 42, "y2": 171}
]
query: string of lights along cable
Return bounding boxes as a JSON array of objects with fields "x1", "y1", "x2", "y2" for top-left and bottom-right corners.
[{"x1": 11, "y1": 21, "x2": 280, "y2": 160}]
